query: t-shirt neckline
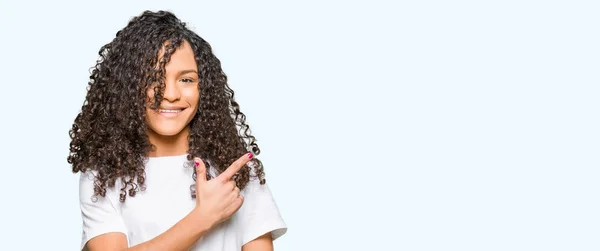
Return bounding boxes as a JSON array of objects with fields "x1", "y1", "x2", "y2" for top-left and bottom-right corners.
[{"x1": 146, "y1": 153, "x2": 189, "y2": 160}]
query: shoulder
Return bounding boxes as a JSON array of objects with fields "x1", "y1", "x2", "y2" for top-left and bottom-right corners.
[
  {"x1": 78, "y1": 170, "x2": 122, "y2": 205},
  {"x1": 237, "y1": 177, "x2": 287, "y2": 244},
  {"x1": 78, "y1": 170, "x2": 129, "y2": 250}
]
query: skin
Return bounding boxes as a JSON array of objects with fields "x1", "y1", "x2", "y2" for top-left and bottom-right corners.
[
  {"x1": 145, "y1": 40, "x2": 200, "y2": 157},
  {"x1": 84, "y1": 41, "x2": 274, "y2": 250}
]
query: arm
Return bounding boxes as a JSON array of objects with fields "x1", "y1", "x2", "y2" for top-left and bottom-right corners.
[
  {"x1": 242, "y1": 233, "x2": 274, "y2": 251},
  {"x1": 239, "y1": 177, "x2": 287, "y2": 250},
  {"x1": 83, "y1": 154, "x2": 253, "y2": 251},
  {"x1": 86, "y1": 208, "x2": 212, "y2": 251}
]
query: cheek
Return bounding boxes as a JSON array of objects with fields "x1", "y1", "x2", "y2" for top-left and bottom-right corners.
[
  {"x1": 184, "y1": 89, "x2": 200, "y2": 106},
  {"x1": 193, "y1": 94, "x2": 200, "y2": 106}
]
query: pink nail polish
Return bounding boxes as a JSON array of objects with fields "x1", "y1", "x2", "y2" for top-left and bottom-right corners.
[
  {"x1": 248, "y1": 153, "x2": 253, "y2": 159},
  {"x1": 195, "y1": 161, "x2": 199, "y2": 166}
]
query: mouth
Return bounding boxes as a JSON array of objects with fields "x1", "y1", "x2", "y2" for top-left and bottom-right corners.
[
  {"x1": 157, "y1": 108, "x2": 185, "y2": 117},
  {"x1": 158, "y1": 109, "x2": 184, "y2": 113}
]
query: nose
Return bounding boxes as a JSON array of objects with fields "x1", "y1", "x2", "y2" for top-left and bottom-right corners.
[{"x1": 162, "y1": 79, "x2": 180, "y2": 102}]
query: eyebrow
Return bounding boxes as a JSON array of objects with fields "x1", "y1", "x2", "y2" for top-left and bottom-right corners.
[{"x1": 178, "y1": 69, "x2": 198, "y2": 76}]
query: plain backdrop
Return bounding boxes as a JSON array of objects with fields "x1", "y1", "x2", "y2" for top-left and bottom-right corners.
[{"x1": 0, "y1": 1, "x2": 598, "y2": 250}]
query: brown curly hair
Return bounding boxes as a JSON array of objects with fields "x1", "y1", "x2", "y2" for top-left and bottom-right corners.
[{"x1": 67, "y1": 10, "x2": 265, "y2": 203}]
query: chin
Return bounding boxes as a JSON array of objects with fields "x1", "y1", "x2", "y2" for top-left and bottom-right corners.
[
  {"x1": 146, "y1": 111, "x2": 194, "y2": 137},
  {"x1": 152, "y1": 127, "x2": 186, "y2": 137},
  {"x1": 147, "y1": 121, "x2": 190, "y2": 137}
]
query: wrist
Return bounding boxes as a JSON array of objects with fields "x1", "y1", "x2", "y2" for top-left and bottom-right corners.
[{"x1": 190, "y1": 208, "x2": 214, "y2": 233}]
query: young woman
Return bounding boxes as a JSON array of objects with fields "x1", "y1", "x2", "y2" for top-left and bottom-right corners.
[{"x1": 68, "y1": 10, "x2": 287, "y2": 251}]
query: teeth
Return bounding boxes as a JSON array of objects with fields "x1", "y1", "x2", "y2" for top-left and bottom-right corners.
[{"x1": 159, "y1": 109, "x2": 182, "y2": 113}]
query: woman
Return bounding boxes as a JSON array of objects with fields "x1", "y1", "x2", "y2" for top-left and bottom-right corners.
[{"x1": 68, "y1": 10, "x2": 287, "y2": 251}]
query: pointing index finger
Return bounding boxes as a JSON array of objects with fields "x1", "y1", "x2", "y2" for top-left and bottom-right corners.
[{"x1": 219, "y1": 152, "x2": 253, "y2": 181}]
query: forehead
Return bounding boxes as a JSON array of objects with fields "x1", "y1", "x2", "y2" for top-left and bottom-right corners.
[{"x1": 159, "y1": 40, "x2": 198, "y2": 72}]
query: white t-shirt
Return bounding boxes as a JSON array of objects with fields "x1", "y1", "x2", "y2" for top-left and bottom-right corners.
[{"x1": 79, "y1": 154, "x2": 287, "y2": 250}]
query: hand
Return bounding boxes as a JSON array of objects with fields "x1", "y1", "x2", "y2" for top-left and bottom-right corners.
[{"x1": 193, "y1": 153, "x2": 253, "y2": 228}]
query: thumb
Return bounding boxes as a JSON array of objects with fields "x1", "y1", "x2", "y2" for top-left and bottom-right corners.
[{"x1": 194, "y1": 157, "x2": 207, "y2": 185}]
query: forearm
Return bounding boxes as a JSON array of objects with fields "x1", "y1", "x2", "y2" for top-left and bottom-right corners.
[{"x1": 127, "y1": 209, "x2": 212, "y2": 251}]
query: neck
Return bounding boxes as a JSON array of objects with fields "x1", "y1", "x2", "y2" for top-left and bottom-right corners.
[{"x1": 146, "y1": 126, "x2": 190, "y2": 157}]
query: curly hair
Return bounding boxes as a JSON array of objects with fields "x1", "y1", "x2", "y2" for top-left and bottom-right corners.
[{"x1": 68, "y1": 10, "x2": 265, "y2": 203}]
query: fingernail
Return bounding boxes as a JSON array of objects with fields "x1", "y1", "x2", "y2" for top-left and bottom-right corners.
[
  {"x1": 247, "y1": 153, "x2": 253, "y2": 159},
  {"x1": 195, "y1": 161, "x2": 200, "y2": 166}
]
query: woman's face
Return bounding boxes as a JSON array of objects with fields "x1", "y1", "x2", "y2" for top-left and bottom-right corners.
[{"x1": 145, "y1": 40, "x2": 200, "y2": 137}]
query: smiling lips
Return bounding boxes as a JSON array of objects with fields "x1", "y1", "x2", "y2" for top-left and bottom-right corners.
[
  {"x1": 159, "y1": 109, "x2": 183, "y2": 113},
  {"x1": 158, "y1": 108, "x2": 185, "y2": 118}
]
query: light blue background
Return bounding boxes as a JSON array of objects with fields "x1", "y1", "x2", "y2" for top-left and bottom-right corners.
[{"x1": 0, "y1": 1, "x2": 598, "y2": 250}]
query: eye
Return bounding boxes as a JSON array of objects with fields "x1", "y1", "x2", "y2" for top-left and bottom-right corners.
[{"x1": 181, "y1": 78, "x2": 196, "y2": 83}]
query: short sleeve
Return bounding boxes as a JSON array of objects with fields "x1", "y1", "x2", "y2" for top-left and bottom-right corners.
[
  {"x1": 240, "y1": 177, "x2": 288, "y2": 245},
  {"x1": 79, "y1": 171, "x2": 129, "y2": 250}
]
